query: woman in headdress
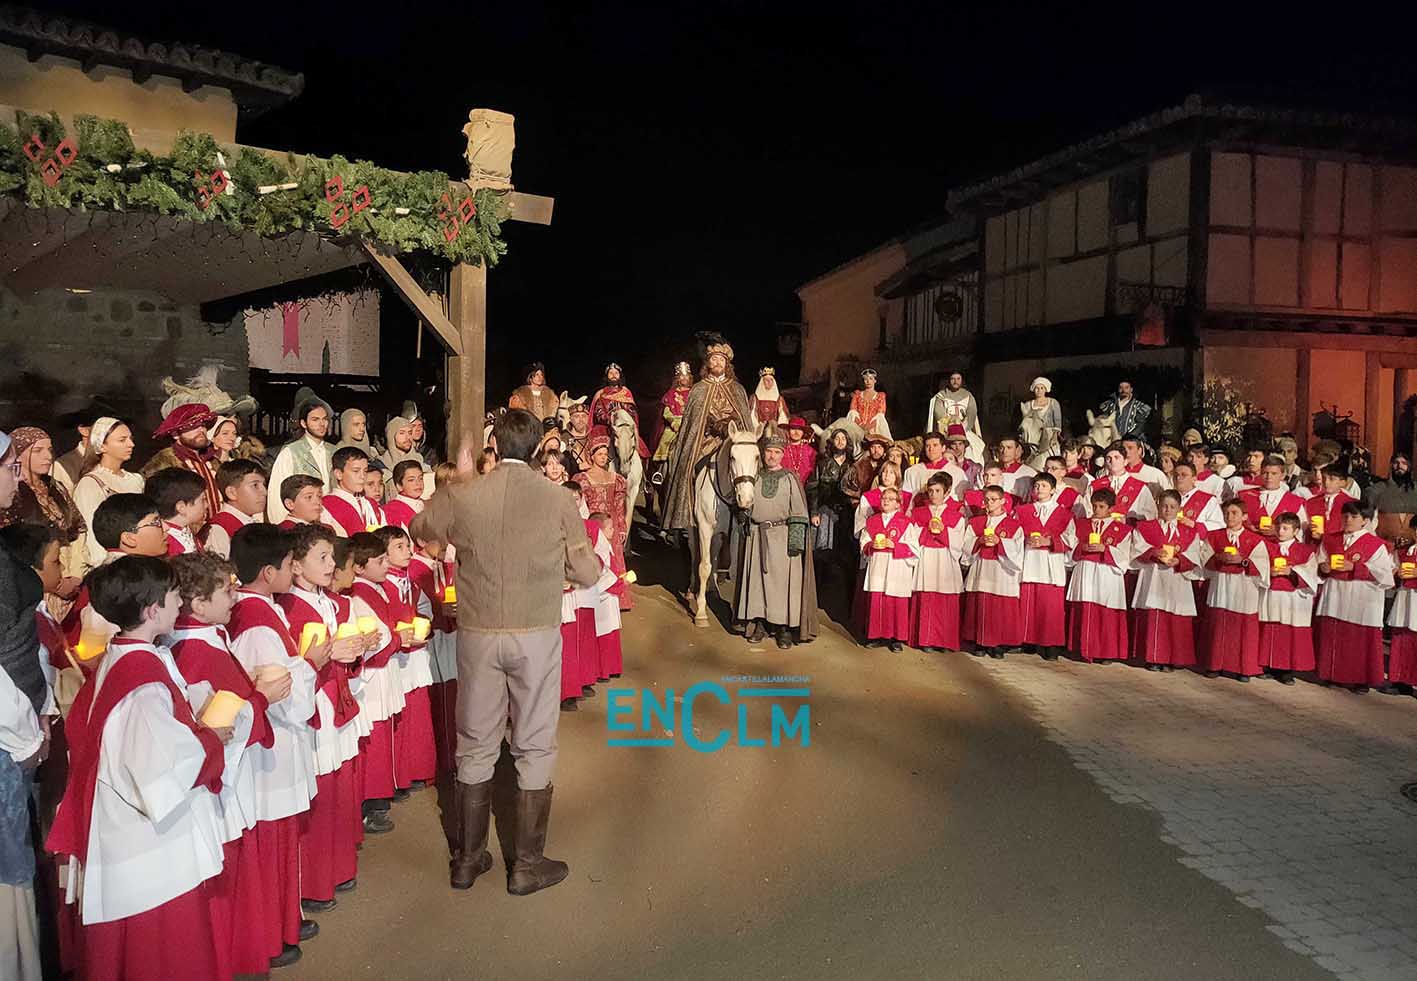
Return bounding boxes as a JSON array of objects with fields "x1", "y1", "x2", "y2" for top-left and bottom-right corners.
[
  {"x1": 749, "y1": 367, "x2": 790, "y2": 429},
  {"x1": 1019, "y1": 377, "x2": 1062, "y2": 464},
  {"x1": 71, "y1": 418, "x2": 145, "y2": 567},
  {"x1": 0, "y1": 427, "x2": 87, "y2": 584},
  {"x1": 849, "y1": 368, "x2": 890, "y2": 440},
  {"x1": 574, "y1": 428, "x2": 633, "y2": 611}
]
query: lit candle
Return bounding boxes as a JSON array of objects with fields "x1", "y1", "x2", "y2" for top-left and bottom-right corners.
[
  {"x1": 1088, "y1": 531, "x2": 1101, "y2": 546},
  {"x1": 335, "y1": 622, "x2": 360, "y2": 639},
  {"x1": 1161, "y1": 544, "x2": 1176, "y2": 561},
  {"x1": 1273, "y1": 556, "x2": 1288, "y2": 570},
  {"x1": 201, "y1": 690, "x2": 247, "y2": 728},
  {"x1": 1330, "y1": 553, "x2": 1345, "y2": 570},
  {"x1": 299, "y1": 622, "x2": 328, "y2": 655},
  {"x1": 621, "y1": 570, "x2": 638, "y2": 584},
  {"x1": 1223, "y1": 545, "x2": 1238, "y2": 555},
  {"x1": 443, "y1": 584, "x2": 456, "y2": 604},
  {"x1": 874, "y1": 533, "x2": 889, "y2": 549},
  {"x1": 1311, "y1": 514, "x2": 1325, "y2": 534},
  {"x1": 412, "y1": 617, "x2": 431, "y2": 642},
  {"x1": 931, "y1": 518, "x2": 946, "y2": 534},
  {"x1": 366, "y1": 524, "x2": 381, "y2": 533},
  {"x1": 1403, "y1": 561, "x2": 1416, "y2": 574},
  {"x1": 1258, "y1": 515, "x2": 1272, "y2": 530},
  {"x1": 357, "y1": 615, "x2": 379, "y2": 635}
]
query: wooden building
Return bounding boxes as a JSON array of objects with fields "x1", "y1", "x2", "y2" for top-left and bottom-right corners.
[{"x1": 798, "y1": 95, "x2": 1417, "y2": 462}]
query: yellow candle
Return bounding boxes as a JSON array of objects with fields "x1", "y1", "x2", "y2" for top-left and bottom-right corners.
[
  {"x1": 443, "y1": 584, "x2": 456, "y2": 604},
  {"x1": 621, "y1": 570, "x2": 638, "y2": 584},
  {"x1": 1223, "y1": 545, "x2": 1238, "y2": 555},
  {"x1": 1273, "y1": 556, "x2": 1288, "y2": 570},
  {"x1": 299, "y1": 622, "x2": 328, "y2": 655},
  {"x1": 1161, "y1": 544, "x2": 1176, "y2": 561},
  {"x1": 1330, "y1": 553, "x2": 1345, "y2": 570},
  {"x1": 1311, "y1": 514, "x2": 1325, "y2": 534},
  {"x1": 201, "y1": 690, "x2": 247, "y2": 728},
  {"x1": 1110, "y1": 512, "x2": 1124, "y2": 521},
  {"x1": 1403, "y1": 562, "x2": 1416, "y2": 574},
  {"x1": 1088, "y1": 532, "x2": 1101, "y2": 546},
  {"x1": 412, "y1": 617, "x2": 431, "y2": 641},
  {"x1": 1258, "y1": 515, "x2": 1272, "y2": 530},
  {"x1": 335, "y1": 622, "x2": 359, "y2": 639},
  {"x1": 931, "y1": 518, "x2": 946, "y2": 534},
  {"x1": 74, "y1": 629, "x2": 110, "y2": 661},
  {"x1": 357, "y1": 615, "x2": 379, "y2": 635},
  {"x1": 874, "y1": 534, "x2": 889, "y2": 549}
]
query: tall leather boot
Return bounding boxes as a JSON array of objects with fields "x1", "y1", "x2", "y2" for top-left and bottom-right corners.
[
  {"x1": 506, "y1": 785, "x2": 569, "y2": 896},
  {"x1": 449, "y1": 780, "x2": 494, "y2": 890}
]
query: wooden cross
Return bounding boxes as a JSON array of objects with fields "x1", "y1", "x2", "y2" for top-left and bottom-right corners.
[{"x1": 364, "y1": 108, "x2": 554, "y2": 459}]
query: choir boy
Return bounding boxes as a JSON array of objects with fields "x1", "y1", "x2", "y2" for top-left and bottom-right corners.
[
  {"x1": 1091, "y1": 448, "x2": 1156, "y2": 522},
  {"x1": 1387, "y1": 516, "x2": 1417, "y2": 691},
  {"x1": 167, "y1": 550, "x2": 295, "y2": 973},
  {"x1": 373, "y1": 525, "x2": 437, "y2": 792},
  {"x1": 205, "y1": 459, "x2": 266, "y2": 558},
  {"x1": 1257, "y1": 512, "x2": 1318, "y2": 685},
  {"x1": 1301, "y1": 462, "x2": 1356, "y2": 544},
  {"x1": 1065, "y1": 489, "x2": 1134, "y2": 663},
  {"x1": 1197, "y1": 500, "x2": 1270, "y2": 681},
  {"x1": 321, "y1": 448, "x2": 386, "y2": 537},
  {"x1": 406, "y1": 520, "x2": 460, "y2": 766},
  {"x1": 1041, "y1": 456, "x2": 1081, "y2": 512},
  {"x1": 1315, "y1": 501, "x2": 1394, "y2": 691},
  {"x1": 1239, "y1": 457, "x2": 1306, "y2": 539},
  {"x1": 60, "y1": 493, "x2": 167, "y2": 658},
  {"x1": 592, "y1": 512, "x2": 626, "y2": 675},
  {"x1": 963, "y1": 465, "x2": 1017, "y2": 513},
  {"x1": 1121, "y1": 437, "x2": 1169, "y2": 492},
  {"x1": 279, "y1": 474, "x2": 328, "y2": 531},
  {"x1": 1016, "y1": 472, "x2": 1071, "y2": 660},
  {"x1": 909, "y1": 473, "x2": 966, "y2": 653},
  {"x1": 1130, "y1": 490, "x2": 1202, "y2": 670},
  {"x1": 569, "y1": 483, "x2": 601, "y2": 695},
  {"x1": 346, "y1": 532, "x2": 408, "y2": 829},
  {"x1": 1227, "y1": 448, "x2": 1266, "y2": 499},
  {"x1": 46, "y1": 556, "x2": 245, "y2": 980},
  {"x1": 363, "y1": 460, "x2": 387, "y2": 506},
  {"x1": 382, "y1": 460, "x2": 426, "y2": 529},
  {"x1": 145, "y1": 467, "x2": 208, "y2": 556},
  {"x1": 1172, "y1": 462, "x2": 1224, "y2": 532},
  {"x1": 273, "y1": 525, "x2": 368, "y2": 907},
  {"x1": 1187, "y1": 444, "x2": 1229, "y2": 500},
  {"x1": 960, "y1": 485, "x2": 1024, "y2": 658},
  {"x1": 854, "y1": 487, "x2": 919, "y2": 651}
]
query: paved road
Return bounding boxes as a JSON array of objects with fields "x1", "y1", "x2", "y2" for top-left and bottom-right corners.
[{"x1": 285, "y1": 549, "x2": 1393, "y2": 980}]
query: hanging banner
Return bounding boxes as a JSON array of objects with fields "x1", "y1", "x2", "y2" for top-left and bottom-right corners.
[{"x1": 246, "y1": 290, "x2": 380, "y2": 376}]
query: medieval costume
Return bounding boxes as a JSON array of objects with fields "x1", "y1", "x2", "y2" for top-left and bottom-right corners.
[
  {"x1": 1016, "y1": 495, "x2": 1072, "y2": 656},
  {"x1": 378, "y1": 415, "x2": 427, "y2": 496},
  {"x1": 574, "y1": 429, "x2": 632, "y2": 611},
  {"x1": 849, "y1": 369, "x2": 891, "y2": 441},
  {"x1": 71, "y1": 419, "x2": 145, "y2": 569},
  {"x1": 562, "y1": 399, "x2": 592, "y2": 473},
  {"x1": 0, "y1": 427, "x2": 87, "y2": 580},
  {"x1": 591, "y1": 364, "x2": 648, "y2": 459},
  {"x1": 266, "y1": 392, "x2": 335, "y2": 524},
  {"x1": 660, "y1": 339, "x2": 753, "y2": 532},
  {"x1": 857, "y1": 501, "x2": 918, "y2": 649},
  {"x1": 651, "y1": 363, "x2": 693, "y2": 468},
  {"x1": 781, "y1": 418, "x2": 817, "y2": 487},
  {"x1": 1019, "y1": 378, "x2": 1062, "y2": 462},
  {"x1": 508, "y1": 362, "x2": 559, "y2": 422},
  {"x1": 735, "y1": 435, "x2": 815, "y2": 647},
  {"x1": 960, "y1": 508, "x2": 1025, "y2": 654},
  {"x1": 927, "y1": 378, "x2": 984, "y2": 464},
  {"x1": 1099, "y1": 387, "x2": 1152, "y2": 442},
  {"x1": 336, "y1": 408, "x2": 376, "y2": 456},
  {"x1": 140, "y1": 403, "x2": 221, "y2": 524},
  {"x1": 748, "y1": 367, "x2": 790, "y2": 430}
]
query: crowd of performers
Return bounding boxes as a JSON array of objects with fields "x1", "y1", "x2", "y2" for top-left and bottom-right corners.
[
  {"x1": 813, "y1": 422, "x2": 1417, "y2": 697},
  {"x1": 0, "y1": 387, "x2": 630, "y2": 979}
]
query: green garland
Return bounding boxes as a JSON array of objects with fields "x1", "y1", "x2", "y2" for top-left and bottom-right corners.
[{"x1": 0, "y1": 111, "x2": 506, "y2": 267}]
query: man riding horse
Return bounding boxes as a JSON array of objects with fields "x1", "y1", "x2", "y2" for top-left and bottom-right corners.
[{"x1": 661, "y1": 334, "x2": 754, "y2": 533}]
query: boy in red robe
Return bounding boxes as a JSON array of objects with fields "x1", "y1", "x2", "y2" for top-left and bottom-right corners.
[
  {"x1": 1017, "y1": 473, "x2": 1071, "y2": 660},
  {"x1": 146, "y1": 467, "x2": 208, "y2": 556},
  {"x1": 1131, "y1": 490, "x2": 1202, "y2": 669},
  {"x1": 1257, "y1": 512, "x2": 1318, "y2": 684},
  {"x1": 1197, "y1": 500, "x2": 1270, "y2": 681},
  {"x1": 321, "y1": 448, "x2": 386, "y2": 537},
  {"x1": 205, "y1": 459, "x2": 265, "y2": 558},
  {"x1": 1315, "y1": 501, "x2": 1394, "y2": 691},
  {"x1": 961, "y1": 486, "x2": 1024, "y2": 658},
  {"x1": 278, "y1": 475, "x2": 328, "y2": 531},
  {"x1": 1065, "y1": 489, "x2": 1134, "y2": 663}
]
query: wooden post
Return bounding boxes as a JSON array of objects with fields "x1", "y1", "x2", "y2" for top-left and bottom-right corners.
[
  {"x1": 1365, "y1": 350, "x2": 1383, "y2": 461},
  {"x1": 448, "y1": 261, "x2": 487, "y2": 458}
]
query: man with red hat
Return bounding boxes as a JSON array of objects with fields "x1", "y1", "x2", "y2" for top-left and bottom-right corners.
[
  {"x1": 781, "y1": 417, "x2": 817, "y2": 486},
  {"x1": 140, "y1": 402, "x2": 220, "y2": 522}
]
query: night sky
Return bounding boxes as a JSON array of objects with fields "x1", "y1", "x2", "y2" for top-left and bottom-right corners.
[{"x1": 39, "y1": 2, "x2": 1417, "y2": 403}]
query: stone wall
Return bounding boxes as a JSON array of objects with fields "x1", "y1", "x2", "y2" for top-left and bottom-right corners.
[{"x1": 0, "y1": 286, "x2": 247, "y2": 458}]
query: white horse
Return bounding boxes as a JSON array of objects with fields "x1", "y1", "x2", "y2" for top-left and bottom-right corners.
[
  {"x1": 688, "y1": 422, "x2": 760, "y2": 626},
  {"x1": 1086, "y1": 408, "x2": 1119, "y2": 449},
  {"x1": 610, "y1": 407, "x2": 644, "y2": 540}
]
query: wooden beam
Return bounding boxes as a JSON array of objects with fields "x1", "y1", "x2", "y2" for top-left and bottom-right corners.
[
  {"x1": 447, "y1": 262, "x2": 487, "y2": 458},
  {"x1": 359, "y1": 242, "x2": 463, "y2": 356},
  {"x1": 503, "y1": 191, "x2": 555, "y2": 225}
]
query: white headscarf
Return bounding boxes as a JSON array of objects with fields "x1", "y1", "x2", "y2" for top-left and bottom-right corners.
[
  {"x1": 1030, "y1": 377, "x2": 1052, "y2": 394},
  {"x1": 89, "y1": 417, "x2": 122, "y2": 453}
]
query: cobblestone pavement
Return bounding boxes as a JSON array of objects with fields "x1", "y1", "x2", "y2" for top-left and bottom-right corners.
[{"x1": 977, "y1": 655, "x2": 1417, "y2": 981}]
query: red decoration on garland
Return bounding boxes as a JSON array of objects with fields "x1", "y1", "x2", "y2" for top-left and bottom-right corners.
[
  {"x1": 437, "y1": 191, "x2": 476, "y2": 243},
  {"x1": 24, "y1": 134, "x2": 80, "y2": 187},
  {"x1": 194, "y1": 169, "x2": 230, "y2": 210},
  {"x1": 324, "y1": 175, "x2": 371, "y2": 231}
]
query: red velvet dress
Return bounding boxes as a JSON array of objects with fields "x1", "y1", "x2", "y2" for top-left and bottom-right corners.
[{"x1": 575, "y1": 470, "x2": 633, "y2": 610}]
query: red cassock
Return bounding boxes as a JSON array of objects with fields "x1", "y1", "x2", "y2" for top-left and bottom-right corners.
[
  {"x1": 322, "y1": 493, "x2": 386, "y2": 537},
  {"x1": 1389, "y1": 545, "x2": 1417, "y2": 684},
  {"x1": 350, "y1": 581, "x2": 403, "y2": 801},
  {"x1": 908, "y1": 504, "x2": 963, "y2": 650},
  {"x1": 169, "y1": 623, "x2": 279, "y2": 975},
  {"x1": 1315, "y1": 530, "x2": 1389, "y2": 687},
  {"x1": 961, "y1": 514, "x2": 1023, "y2": 648},
  {"x1": 1238, "y1": 488, "x2": 1308, "y2": 533},
  {"x1": 1129, "y1": 519, "x2": 1199, "y2": 667},
  {"x1": 1016, "y1": 501, "x2": 1071, "y2": 648},
  {"x1": 1089, "y1": 474, "x2": 1149, "y2": 522},
  {"x1": 859, "y1": 511, "x2": 915, "y2": 642},
  {"x1": 1199, "y1": 528, "x2": 1264, "y2": 675},
  {"x1": 1065, "y1": 517, "x2": 1131, "y2": 662},
  {"x1": 383, "y1": 576, "x2": 437, "y2": 788},
  {"x1": 1257, "y1": 539, "x2": 1316, "y2": 672}
]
